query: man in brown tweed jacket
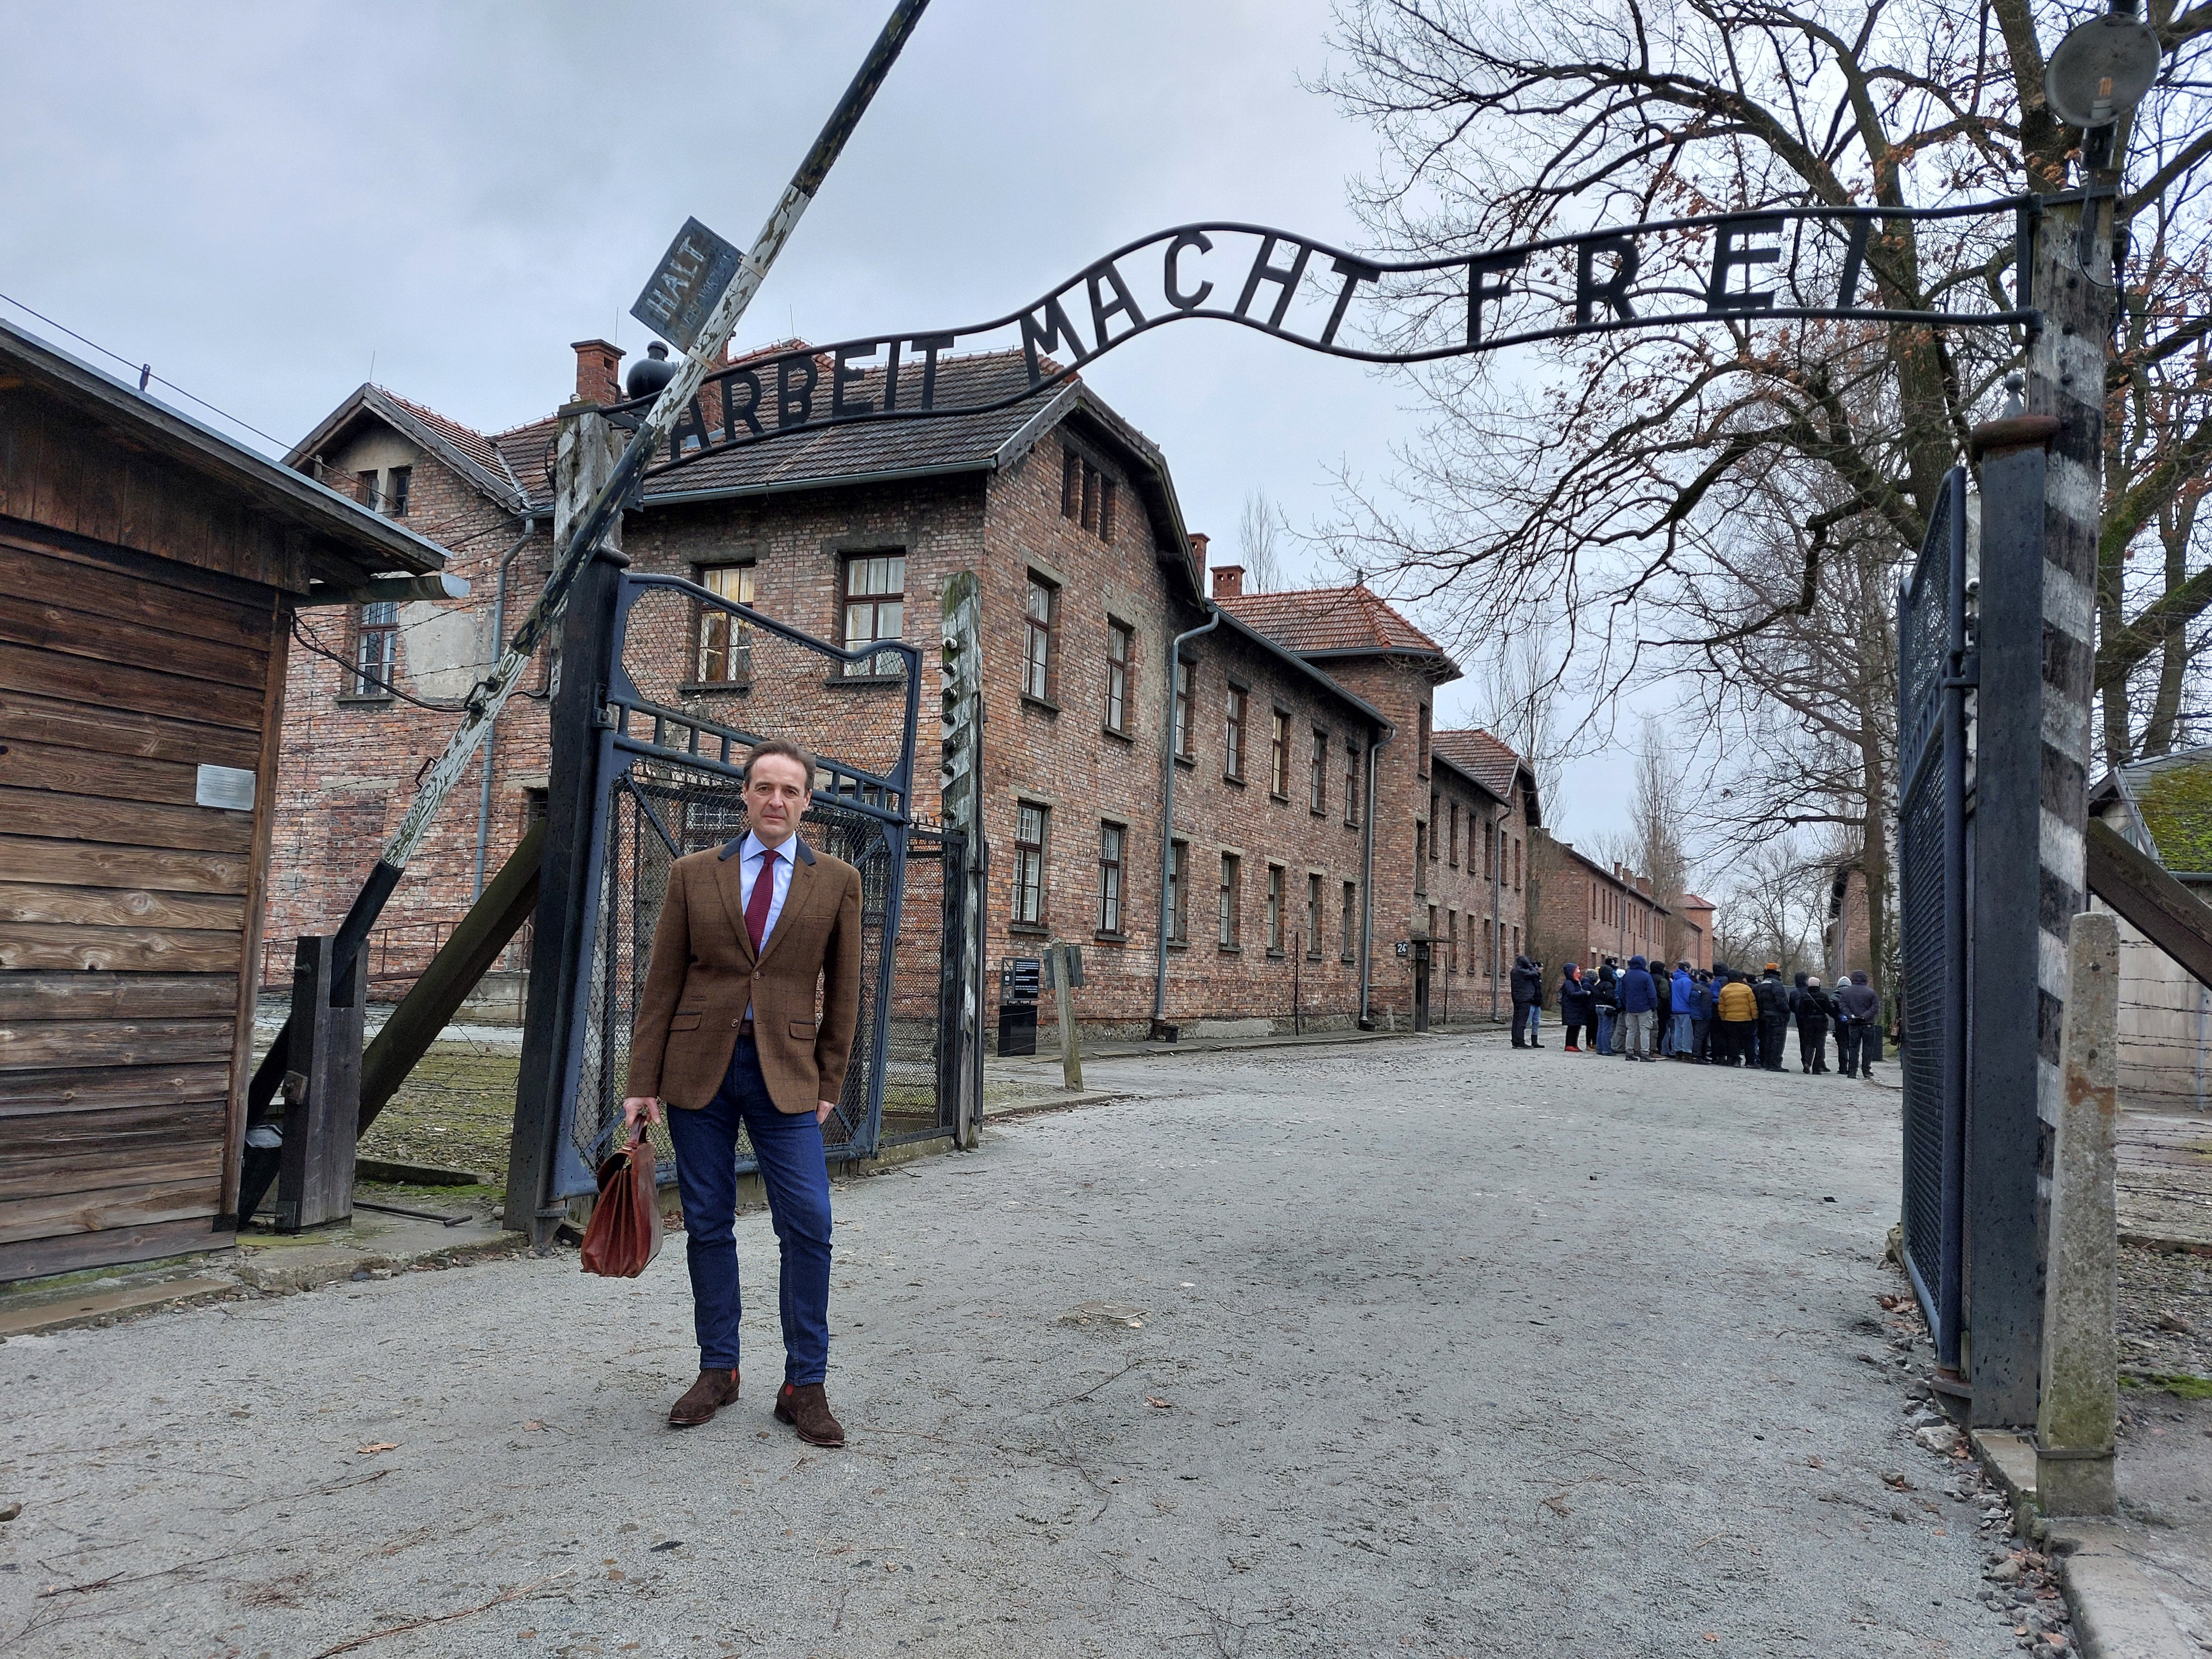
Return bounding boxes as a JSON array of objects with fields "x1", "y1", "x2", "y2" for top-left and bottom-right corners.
[{"x1": 622, "y1": 739, "x2": 861, "y2": 1443}]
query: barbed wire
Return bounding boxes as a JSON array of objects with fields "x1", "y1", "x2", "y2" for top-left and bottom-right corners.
[{"x1": 0, "y1": 289, "x2": 291, "y2": 452}]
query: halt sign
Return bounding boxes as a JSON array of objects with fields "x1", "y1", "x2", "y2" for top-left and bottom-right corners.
[{"x1": 631, "y1": 215, "x2": 744, "y2": 355}]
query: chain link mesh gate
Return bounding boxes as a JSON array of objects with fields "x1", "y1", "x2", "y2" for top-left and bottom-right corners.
[
  {"x1": 540, "y1": 572, "x2": 962, "y2": 1201},
  {"x1": 1895, "y1": 466, "x2": 1972, "y2": 1367}
]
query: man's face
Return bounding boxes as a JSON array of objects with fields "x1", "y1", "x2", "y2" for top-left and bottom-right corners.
[{"x1": 743, "y1": 753, "x2": 810, "y2": 846}]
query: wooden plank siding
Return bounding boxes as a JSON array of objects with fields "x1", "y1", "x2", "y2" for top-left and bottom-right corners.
[
  {"x1": 0, "y1": 1063, "x2": 232, "y2": 1113},
  {"x1": 0, "y1": 643, "x2": 268, "y2": 731},
  {"x1": 0, "y1": 970, "x2": 241, "y2": 1022},
  {"x1": 0, "y1": 532, "x2": 284, "y2": 1277},
  {"x1": 0, "y1": 690, "x2": 264, "y2": 769},
  {"x1": 0, "y1": 398, "x2": 313, "y2": 594}
]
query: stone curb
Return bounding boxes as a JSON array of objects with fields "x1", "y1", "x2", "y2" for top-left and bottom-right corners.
[
  {"x1": 230, "y1": 1228, "x2": 530, "y2": 1294},
  {"x1": 988, "y1": 1089, "x2": 1136, "y2": 1120},
  {"x1": 1970, "y1": 1428, "x2": 2201, "y2": 1659},
  {"x1": 0, "y1": 1228, "x2": 532, "y2": 1340},
  {"x1": 1004, "y1": 1021, "x2": 1495, "y2": 1071}
]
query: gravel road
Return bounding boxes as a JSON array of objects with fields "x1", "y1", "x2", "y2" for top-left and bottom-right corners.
[{"x1": 1, "y1": 1033, "x2": 2025, "y2": 1658}]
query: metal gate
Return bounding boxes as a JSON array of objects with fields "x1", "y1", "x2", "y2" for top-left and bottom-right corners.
[
  {"x1": 1896, "y1": 465, "x2": 1973, "y2": 1368},
  {"x1": 537, "y1": 570, "x2": 965, "y2": 1203}
]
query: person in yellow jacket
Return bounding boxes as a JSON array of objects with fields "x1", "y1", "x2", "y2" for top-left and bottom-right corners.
[{"x1": 1714, "y1": 972, "x2": 1760, "y2": 1068}]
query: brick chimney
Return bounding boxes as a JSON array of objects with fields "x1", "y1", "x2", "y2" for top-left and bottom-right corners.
[
  {"x1": 1211, "y1": 563, "x2": 1246, "y2": 599},
  {"x1": 1188, "y1": 532, "x2": 1208, "y2": 582},
  {"x1": 571, "y1": 339, "x2": 625, "y2": 406}
]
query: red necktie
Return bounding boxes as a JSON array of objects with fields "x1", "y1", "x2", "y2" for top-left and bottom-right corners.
[{"x1": 745, "y1": 847, "x2": 779, "y2": 956}]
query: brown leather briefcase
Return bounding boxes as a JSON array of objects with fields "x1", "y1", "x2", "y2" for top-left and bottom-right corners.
[{"x1": 580, "y1": 1128, "x2": 663, "y2": 1278}]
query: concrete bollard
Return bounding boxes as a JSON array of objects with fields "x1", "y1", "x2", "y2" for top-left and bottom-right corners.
[{"x1": 2035, "y1": 910, "x2": 2120, "y2": 1515}]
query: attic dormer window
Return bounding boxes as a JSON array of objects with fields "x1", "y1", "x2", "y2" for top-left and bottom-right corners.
[{"x1": 385, "y1": 466, "x2": 411, "y2": 517}]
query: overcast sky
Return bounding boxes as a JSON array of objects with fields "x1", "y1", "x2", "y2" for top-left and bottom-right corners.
[{"x1": 5, "y1": 0, "x2": 1649, "y2": 845}]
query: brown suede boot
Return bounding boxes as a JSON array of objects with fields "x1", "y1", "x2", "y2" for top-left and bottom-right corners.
[
  {"x1": 668, "y1": 1368, "x2": 740, "y2": 1428},
  {"x1": 774, "y1": 1382, "x2": 845, "y2": 1447}
]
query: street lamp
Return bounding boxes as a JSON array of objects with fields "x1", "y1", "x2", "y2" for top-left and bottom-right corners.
[{"x1": 2045, "y1": 0, "x2": 2162, "y2": 267}]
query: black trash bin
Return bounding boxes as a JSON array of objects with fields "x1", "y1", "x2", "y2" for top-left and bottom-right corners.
[{"x1": 997, "y1": 1002, "x2": 1037, "y2": 1057}]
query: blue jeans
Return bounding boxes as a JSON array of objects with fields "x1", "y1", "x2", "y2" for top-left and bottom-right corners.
[
  {"x1": 665, "y1": 1038, "x2": 833, "y2": 1383},
  {"x1": 1594, "y1": 1006, "x2": 1615, "y2": 1054},
  {"x1": 1670, "y1": 1012, "x2": 1693, "y2": 1053}
]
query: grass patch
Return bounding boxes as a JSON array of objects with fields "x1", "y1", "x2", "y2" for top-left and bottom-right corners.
[
  {"x1": 359, "y1": 1043, "x2": 520, "y2": 1182},
  {"x1": 2121, "y1": 1371, "x2": 2212, "y2": 1399}
]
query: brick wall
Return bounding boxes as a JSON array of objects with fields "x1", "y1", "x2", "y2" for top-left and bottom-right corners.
[
  {"x1": 1528, "y1": 830, "x2": 1674, "y2": 980},
  {"x1": 263, "y1": 442, "x2": 553, "y2": 986},
  {"x1": 980, "y1": 434, "x2": 1383, "y2": 1035},
  {"x1": 263, "y1": 395, "x2": 1493, "y2": 1047}
]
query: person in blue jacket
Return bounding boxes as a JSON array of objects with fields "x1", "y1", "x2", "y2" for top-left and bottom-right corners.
[
  {"x1": 1669, "y1": 962, "x2": 1696, "y2": 1058},
  {"x1": 1690, "y1": 970, "x2": 1714, "y2": 1062},
  {"x1": 1617, "y1": 954, "x2": 1658, "y2": 1061}
]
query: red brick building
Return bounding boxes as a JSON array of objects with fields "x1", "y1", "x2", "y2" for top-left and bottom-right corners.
[
  {"x1": 1527, "y1": 829, "x2": 1703, "y2": 977},
  {"x1": 1211, "y1": 589, "x2": 1536, "y2": 1028},
  {"x1": 264, "y1": 340, "x2": 1533, "y2": 1038},
  {"x1": 1677, "y1": 894, "x2": 1715, "y2": 970}
]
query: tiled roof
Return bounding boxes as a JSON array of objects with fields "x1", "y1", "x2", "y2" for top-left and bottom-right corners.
[
  {"x1": 629, "y1": 351, "x2": 1069, "y2": 505},
  {"x1": 1678, "y1": 892, "x2": 1715, "y2": 910},
  {"x1": 1222, "y1": 586, "x2": 1454, "y2": 665},
  {"x1": 1431, "y1": 728, "x2": 1525, "y2": 800},
  {"x1": 291, "y1": 351, "x2": 1199, "y2": 592},
  {"x1": 487, "y1": 413, "x2": 559, "y2": 506},
  {"x1": 288, "y1": 384, "x2": 531, "y2": 514},
  {"x1": 379, "y1": 389, "x2": 519, "y2": 493},
  {"x1": 2102, "y1": 745, "x2": 2212, "y2": 874}
]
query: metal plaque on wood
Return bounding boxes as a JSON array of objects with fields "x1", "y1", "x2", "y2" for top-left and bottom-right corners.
[
  {"x1": 195, "y1": 763, "x2": 256, "y2": 811},
  {"x1": 631, "y1": 216, "x2": 744, "y2": 354}
]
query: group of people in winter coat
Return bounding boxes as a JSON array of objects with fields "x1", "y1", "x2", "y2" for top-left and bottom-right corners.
[{"x1": 1512, "y1": 953, "x2": 1883, "y2": 1075}]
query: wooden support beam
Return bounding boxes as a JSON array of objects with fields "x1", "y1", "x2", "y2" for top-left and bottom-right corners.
[
  {"x1": 2084, "y1": 818, "x2": 2212, "y2": 992},
  {"x1": 357, "y1": 818, "x2": 544, "y2": 1135}
]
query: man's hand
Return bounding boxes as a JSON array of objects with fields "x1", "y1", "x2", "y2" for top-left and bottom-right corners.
[
  {"x1": 622, "y1": 1095, "x2": 663, "y2": 1131},
  {"x1": 816, "y1": 1099, "x2": 837, "y2": 1127}
]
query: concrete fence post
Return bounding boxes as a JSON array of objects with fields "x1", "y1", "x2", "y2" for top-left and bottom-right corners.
[
  {"x1": 2035, "y1": 909, "x2": 2120, "y2": 1515},
  {"x1": 1050, "y1": 941, "x2": 1084, "y2": 1093}
]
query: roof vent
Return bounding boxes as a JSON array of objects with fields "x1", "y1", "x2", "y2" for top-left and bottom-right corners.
[{"x1": 625, "y1": 341, "x2": 678, "y2": 400}]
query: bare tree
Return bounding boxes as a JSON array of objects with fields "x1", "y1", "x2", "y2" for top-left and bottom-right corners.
[
  {"x1": 1630, "y1": 717, "x2": 1692, "y2": 962},
  {"x1": 1713, "y1": 839, "x2": 1822, "y2": 979},
  {"x1": 1471, "y1": 617, "x2": 1570, "y2": 817},
  {"x1": 1237, "y1": 489, "x2": 1287, "y2": 594},
  {"x1": 1667, "y1": 458, "x2": 1902, "y2": 994},
  {"x1": 1320, "y1": 0, "x2": 2212, "y2": 762}
]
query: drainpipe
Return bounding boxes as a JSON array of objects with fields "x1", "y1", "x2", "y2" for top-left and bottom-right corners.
[
  {"x1": 1358, "y1": 720, "x2": 1390, "y2": 1029},
  {"x1": 1152, "y1": 605, "x2": 1222, "y2": 1034},
  {"x1": 472, "y1": 516, "x2": 538, "y2": 897},
  {"x1": 1491, "y1": 801, "x2": 1504, "y2": 1022}
]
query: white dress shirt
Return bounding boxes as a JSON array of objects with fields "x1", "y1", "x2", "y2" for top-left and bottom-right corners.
[{"x1": 739, "y1": 831, "x2": 795, "y2": 1020}]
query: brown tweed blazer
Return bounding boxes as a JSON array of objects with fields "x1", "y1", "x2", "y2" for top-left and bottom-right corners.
[{"x1": 624, "y1": 835, "x2": 863, "y2": 1115}]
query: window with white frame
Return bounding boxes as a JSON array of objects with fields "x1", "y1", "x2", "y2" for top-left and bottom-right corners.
[
  {"x1": 1105, "y1": 620, "x2": 1133, "y2": 733},
  {"x1": 696, "y1": 563, "x2": 757, "y2": 683},
  {"x1": 841, "y1": 552, "x2": 905, "y2": 675},
  {"x1": 352, "y1": 601, "x2": 397, "y2": 697},
  {"x1": 1012, "y1": 803, "x2": 1048, "y2": 925},
  {"x1": 1023, "y1": 576, "x2": 1055, "y2": 700}
]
